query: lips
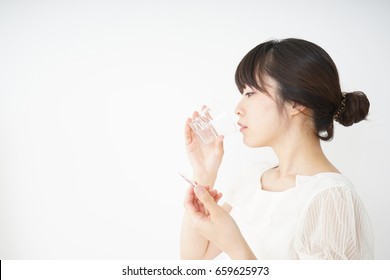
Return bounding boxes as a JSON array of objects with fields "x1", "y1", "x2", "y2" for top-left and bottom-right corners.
[{"x1": 237, "y1": 122, "x2": 247, "y2": 131}]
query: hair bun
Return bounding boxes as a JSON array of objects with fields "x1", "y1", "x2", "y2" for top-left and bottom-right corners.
[{"x1": 335, "y1": 91, "x2": 370, "y2": 126}]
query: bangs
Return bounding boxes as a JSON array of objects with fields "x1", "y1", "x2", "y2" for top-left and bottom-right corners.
[{"x1": 235, "y1": 40, "x2": 277, "y2": 94}]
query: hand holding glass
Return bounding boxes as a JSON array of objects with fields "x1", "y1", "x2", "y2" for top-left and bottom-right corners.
[{"x1": 189, "y1": 103, "x2": 237, "y2": 145}]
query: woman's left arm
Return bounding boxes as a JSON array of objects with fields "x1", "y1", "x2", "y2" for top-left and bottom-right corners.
[{"x1": 185, "y1": 185, "x2": 257, "y2": 260}]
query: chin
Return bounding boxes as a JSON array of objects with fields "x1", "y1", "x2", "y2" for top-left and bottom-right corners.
[{"x1": 242, "y1": 137, "x2": 266, "y2": 148}]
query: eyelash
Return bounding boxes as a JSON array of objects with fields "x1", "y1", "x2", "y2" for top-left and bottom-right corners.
[{"x1": 245, "y1": 92, "x2": 255, "y2": 98}]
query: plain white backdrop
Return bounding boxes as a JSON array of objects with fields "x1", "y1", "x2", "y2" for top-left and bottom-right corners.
[{"x1": 0, "y1": 0, "x2": 389, "y2": 259}]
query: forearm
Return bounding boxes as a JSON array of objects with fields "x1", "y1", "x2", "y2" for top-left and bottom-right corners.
[
  {"x1": 181, "y1": 214, "x2": 256, "y2": 260},
  {"x1": 225, "y1": 236, "x2": 257, "y2": 260},
  {"x1": 180, "y1": 214, "x2": 209, "y2": 259}
]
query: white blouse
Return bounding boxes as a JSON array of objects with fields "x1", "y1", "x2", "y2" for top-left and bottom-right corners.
[{"x1": 223, "y1": 162, "x2": 374, "y2": 259}]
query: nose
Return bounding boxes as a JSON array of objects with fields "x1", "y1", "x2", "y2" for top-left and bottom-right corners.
[{"x1": 235, "y1": 100, "x2": 243, "y2": 116}]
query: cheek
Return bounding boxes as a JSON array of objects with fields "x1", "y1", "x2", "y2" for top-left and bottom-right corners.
[
  {"x1": 245, "y1": 106, "x2": 284, "y2": 146},
  {"x1": 249, "y1": 102, "x2": 279, "y2": 128}
]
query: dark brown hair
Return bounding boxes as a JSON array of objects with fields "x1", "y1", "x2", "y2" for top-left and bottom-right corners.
[{"x1": 235, "y1": 38, "x2": 370, "y2": 140}]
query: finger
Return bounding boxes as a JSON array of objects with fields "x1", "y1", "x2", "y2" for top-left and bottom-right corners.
[
  {"x1": 183, "y1": 187, "x2": 199, "y2": 215},
  {"x1": 204, "y1": 186, "x2": 218, "y2": 216},
  {"x1": 209, "y1": 189, "x2": 218, "y2": 197},
  {"x1": 194, "y1": 197, "x2": 203, "y2": 212},
  {"x1": 203, "y1": 186, "x2": 218, "y2": 199},
  {"x1": 209, "y1": 189, "x2": 222, "y2": 203},
  {"x1": 192, "y1": 195, "x2": 209, "y2": 217},
  {"x1": 184, "y1": 118, "x2": 193, "y2": 145},
  {"x1": 200, "y1": 185, "x2": 216, "y2": 196},
  {"x1": 192, "y1": 111, "x2": 200, "y2": 119},
  {"x1": 184, "y1": 186, "x2": 195, "y2": 202},
  {"x1": 185, "y1": 117, "x2": 192, "y2": 127},
  {"x1": 194, "y1": 193, "x2": 208, "y2": 215},
  {"x1": 215, "y1": 192, "x2": 223, "y2": 203},
  {"x1": 214, "y1": 135, "x2": 224, "y2": 157},
  {"x1": 194, "y1": 185, "x2": 221, "y2": 215}
]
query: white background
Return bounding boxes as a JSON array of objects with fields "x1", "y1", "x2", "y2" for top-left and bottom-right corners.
[{"x1": 0, "y1": 0, "x2": 389, "y2": 259}]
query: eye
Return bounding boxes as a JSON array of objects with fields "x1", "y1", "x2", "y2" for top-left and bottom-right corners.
[{"x1": 244, "y1": 91, "x2": 255, "y2": 98}]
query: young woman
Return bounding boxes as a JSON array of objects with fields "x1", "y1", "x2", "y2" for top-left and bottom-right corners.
[{"x1": 180, "y1": 38, "x2": 374, "y2": 260}]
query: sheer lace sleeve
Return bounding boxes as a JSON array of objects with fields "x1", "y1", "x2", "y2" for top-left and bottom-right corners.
[{"x1": 294, "y1": 186, "x2": 374, "y2": 259}]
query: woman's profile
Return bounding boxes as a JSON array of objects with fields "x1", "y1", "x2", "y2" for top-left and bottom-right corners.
[{"x1": 180, "y1": 38, "x2": 374, "y2": 260}]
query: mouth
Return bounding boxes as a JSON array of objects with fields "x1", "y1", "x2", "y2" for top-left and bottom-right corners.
[{"x1": 237, "y1": 122, "x2": 247, "y2": 132}]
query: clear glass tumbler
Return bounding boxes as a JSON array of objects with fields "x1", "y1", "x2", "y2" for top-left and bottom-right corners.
[{"x1": 189, "y1": 103, "x2": 237, "y2": 145}]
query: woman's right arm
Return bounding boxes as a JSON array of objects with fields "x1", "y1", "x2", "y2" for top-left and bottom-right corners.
[
  {"x1": 180, "y1": 186, "x2": 232, "y2": 259},
  {"x1": 180, "y1": 187, "x2": 231, "y2": 259},
  {"x1": 182, "y1": 184, "x2": 255, "y2": 260}
]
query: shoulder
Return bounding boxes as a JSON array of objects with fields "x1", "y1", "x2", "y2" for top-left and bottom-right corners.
[
  {"x1": 297, "y1": 173, "x2": 371, "y2": 229},
  {"x1": 294, "y1": 173, "x2": 374, "y2": 259},
  {"x1": 297, "y1": 172, "x2": 356, "y2": 203}
]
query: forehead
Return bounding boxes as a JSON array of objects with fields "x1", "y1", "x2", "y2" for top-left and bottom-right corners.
[{"x1": 243, "y1": 76, "x2": 279, "y2": 96}]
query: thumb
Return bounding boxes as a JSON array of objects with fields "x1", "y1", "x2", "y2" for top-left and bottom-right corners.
[{"x1": 194, "y1": 185, "x2": 220, "y2": 215}]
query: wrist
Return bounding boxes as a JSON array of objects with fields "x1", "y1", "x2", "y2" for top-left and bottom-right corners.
[
  {"x1": 226, "y1": 237, "x2": 257, "y2": 260},
  {"x1": 192, "y1": 172, "x2": 217, "y2": 187}
]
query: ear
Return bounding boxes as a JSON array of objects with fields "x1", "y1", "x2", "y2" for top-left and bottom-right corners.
[{"x1": 289, "y1": 102, "x2": 307, "y2": 116}]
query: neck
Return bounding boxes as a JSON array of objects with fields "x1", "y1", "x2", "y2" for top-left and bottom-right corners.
[{"x1": 271, "y1": 129, "x2": 337, "y2": 177}]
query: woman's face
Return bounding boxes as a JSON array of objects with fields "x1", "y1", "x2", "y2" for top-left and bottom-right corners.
[{"x1": 235, "y1": 78, "x2": 286, "y2": 148}]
